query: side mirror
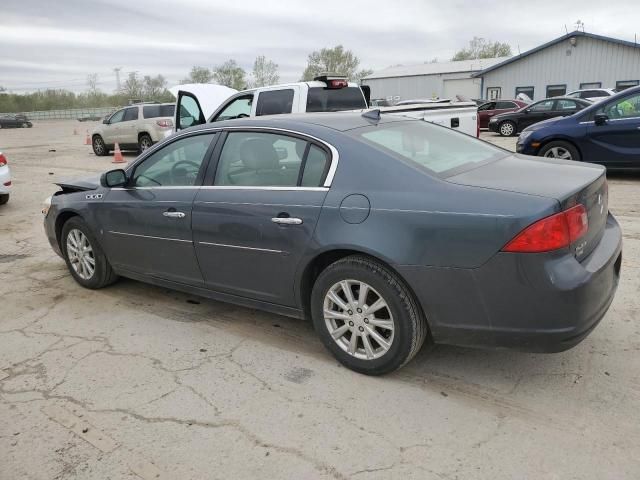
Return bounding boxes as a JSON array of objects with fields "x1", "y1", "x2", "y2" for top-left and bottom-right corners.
[
  {"x1": 594, "y1": 113, "x2": 609, "y2": 126},
  {"x1": 102, "y1": 118, "x2": 109, "y2": 124},
  {"x1": 524, "y1": 108, "x2": 531, "y2": 114},
  {"x1": 100, "y1": 169, "x2": 128, "y2": 188}
]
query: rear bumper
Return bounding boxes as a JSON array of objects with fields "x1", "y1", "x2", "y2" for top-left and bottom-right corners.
[
  {"x1": 398, "y1": 213, "x2": 622, "y2": 352},
  {"x1": 0, "y1": 166, "x2": 11, "y2": 194}
]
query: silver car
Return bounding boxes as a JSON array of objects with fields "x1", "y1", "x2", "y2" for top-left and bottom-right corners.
[{"x1": 91, "y1": 103, "x2": 175, "y2": 156}]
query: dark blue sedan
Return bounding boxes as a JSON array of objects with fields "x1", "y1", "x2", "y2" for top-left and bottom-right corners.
[
  {"x1": 517, "y1": 85, "x2": 640, "y2": 170},
  {"x1": 43, "y1": 113, "x2": 622, "y2": 375}
]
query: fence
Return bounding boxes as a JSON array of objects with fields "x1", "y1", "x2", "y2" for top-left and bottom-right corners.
[{"x1": 1, "y1": 107, "x2": 117, "y2": 121}]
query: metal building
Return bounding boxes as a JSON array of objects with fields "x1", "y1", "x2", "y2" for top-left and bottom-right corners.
[
  {"x1": 361, "y1": 57, "x2": 509, "y2": 103},
  {"x1": 476, "y1": 31, "x2": 640, "y2": 101}
]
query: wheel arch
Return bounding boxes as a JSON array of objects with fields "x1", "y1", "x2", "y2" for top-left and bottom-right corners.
[
  {"x1": 297, "y1": 247, "x2": 426, "y2": 324},
  {"x1": 538, "y1": 136, "x2": 583, "y2": 159},
  {"x1": 55, "y1": 209, "x2": 82, "y2": 251}
]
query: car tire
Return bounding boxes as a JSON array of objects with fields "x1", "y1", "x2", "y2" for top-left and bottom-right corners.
[
  {"x1": 61, "y1": 217, "x2": 118, "y2": 289},
  {"x1": 539, "y1": 141, "x2": 581, "y2": 161},
  {"x1": 0, "y1": 194, "x2": 9, "y2": 205},
  {"x1": 498, "y1": 121, "x2": 517, "y2": 137},
  {"x1": 311, "y1": 255, "x2": 428, "y2": 375},
  {"x1": 22, "y1": 122, "x2": 29, "y2": 128},
  {"x1": 92, "y1": 135, "x2": 109, "y2": 156},
  {"x1": 138, "y1": 133, "x2": 153, "y2": 153}
]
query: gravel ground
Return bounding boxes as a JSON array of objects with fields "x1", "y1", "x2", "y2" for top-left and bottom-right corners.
[{"x1": 1, "y1": 121, "x2": 639, "y2": 479}]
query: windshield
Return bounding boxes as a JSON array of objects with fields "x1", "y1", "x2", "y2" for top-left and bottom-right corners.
[
  {"x1": 353, "y1": 120, "x2": 508, "y2": 177},
  {"x1": 306, "y1": 87, "x2": 367, "y2": 112}
]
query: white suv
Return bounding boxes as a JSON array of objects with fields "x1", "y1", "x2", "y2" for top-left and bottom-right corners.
[
  {"x1": 0, "y1": 151, "x2": 11, "y2": 205},
  {"x1": 91, "y1": 103, "x2": 175, "y2": 156}
]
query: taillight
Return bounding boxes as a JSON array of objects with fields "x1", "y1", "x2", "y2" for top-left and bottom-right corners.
[
  {"x1": 156, "y1": 119, "x2": 173, "y2": 128},
  {"x1": 0, "y1": 153, "x2": 7, "y2": 167},
  {"x1": 502, "y1": 204, "x2": 588, "y2": 253}
]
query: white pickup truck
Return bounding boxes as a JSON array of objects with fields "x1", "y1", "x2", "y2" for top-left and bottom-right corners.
[{"x1": 171, "y1": 75, "x2": 479, "y2": 137}]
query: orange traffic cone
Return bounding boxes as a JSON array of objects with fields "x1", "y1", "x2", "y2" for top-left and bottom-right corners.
[
  {"x1": 84, "y1": 130, "x2": 91, "y2": 145},
  {"x1": 112, "y1": 143, "x2": 125, "y2": 164}
]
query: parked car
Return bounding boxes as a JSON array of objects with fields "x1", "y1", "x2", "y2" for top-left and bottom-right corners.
[
  {"x1": 174, "y1": 75, "x2": 480, "y2": 137},
  {"x1": 517, "y1": 85, "x2": 640, "y2": 169},
  {"x1": 0, "y1": 152, "x2": 11, "y2": 204},
  {"x1": 477, "y1": 99, "x2": 529, "y2": 129},
  {"x1": 567, "y1": 88, "x2": 616, "y2": 102},
  {"x1": 90, "y1": 103, "x2": 175, "y2": 156},
  {"x1": 78, "y1": 114, "x2": 107, "y2": 122},
  {"x1": 488, "y1": 97, "x2": 592, "y2": 136},
  {"x1": 0, "y1": 114, "x2": 32, "y2": 129},
  {"x1": 43, "y1": 112, "x2": 621, "y2": 375}
]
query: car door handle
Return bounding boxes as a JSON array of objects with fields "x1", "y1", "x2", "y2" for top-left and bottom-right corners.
[
  {"x1": 163, "y1": 211, "x2": 186, "y2": 218},
  {"x1": 271, "y1": 217, "x2": 303, "y2": 225}
]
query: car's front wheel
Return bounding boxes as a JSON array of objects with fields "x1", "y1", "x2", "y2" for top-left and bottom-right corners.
[
  {"x1": 61, "y1": 217, "x2": 118, "y2": 289},
  {"x1": 311, "y1": 255, "x2": 428, "y2": 375},
  {"x1": 92, "y1": 135, "x2": 109, "y2": 156},
  {"x1": 22, "y1": 122, "x2": 30, "y2": 128},
  {"x1": 539, "y1": 141, "x2": 581, "y2": 161},
  {"x1": 0, "y1": 194, "x2": 9, "y2": 205},
  {"x1": 498, "y1": 121, "x2": 517, "y2": 136}
]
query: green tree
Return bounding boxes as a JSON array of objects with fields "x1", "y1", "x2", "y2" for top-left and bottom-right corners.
[
  {"x1": 452, "y1": 37, "x2": 512, "y2": 61},
  {"x1": 143, "y1": 74, "x2": 168, "y2": 99},
  {"x1": 301, "y1": 45, "x2": 372, "y2": 82},
  {"x1": 249, "y1": 55, "x2": 280, "y2": 88},
  {"x1": 182, "y1": 66, "x2": 213, "y2": 84},
  {"x1": 212, "y1": 60, "x2": 247, "y2": 90}
]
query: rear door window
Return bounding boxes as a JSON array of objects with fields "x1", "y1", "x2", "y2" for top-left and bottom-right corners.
[
  {"x1": 123, "y1": 107, "x2": 139, "y2": 121},
  {"x1": 256, "y1": 89, "x2": 294, "y2": 116},
  {"x1": 306, "y1": 87, "x2": 366, "y2": 112},
  {"x1": 530, "y1": 100, "x2": 555, "y2": 112},
  {"x1": 556, "y1": 99, "x2": 579, "y2": 111}
]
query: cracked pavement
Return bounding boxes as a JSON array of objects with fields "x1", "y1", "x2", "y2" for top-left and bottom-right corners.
[{"x1": 1, "y1": 122, "x2": 640, "y2": 479}]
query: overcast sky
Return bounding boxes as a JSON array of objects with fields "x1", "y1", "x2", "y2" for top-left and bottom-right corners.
[{"x1": 2, "y1": 0, "x2": 639, "y2": 93}]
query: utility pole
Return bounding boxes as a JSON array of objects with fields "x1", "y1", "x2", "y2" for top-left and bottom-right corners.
[{"x1": 113, "y1": 67, "x2": 122, "y2": 92}]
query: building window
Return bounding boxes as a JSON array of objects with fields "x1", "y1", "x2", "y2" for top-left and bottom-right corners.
[
  {"x1": 616, "y1": 80, "x2": 639, "y2": 91},
  {"x1": 580, "y1": 82, "x2": 601, "y2": 89},
  {"x1": 546, "y1": 85, "x2": 567, "y2": 98},
  {"x1": 486, "y1": 87, "x2": 501, "y2": 100},
  {"x1": 515, "y1": 86, "x2": 534, "y2": 100}
]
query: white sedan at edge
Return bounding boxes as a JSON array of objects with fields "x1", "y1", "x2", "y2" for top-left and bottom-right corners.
[{"x1": 0, "y1": 151, "x2": 12, "y2": 205}]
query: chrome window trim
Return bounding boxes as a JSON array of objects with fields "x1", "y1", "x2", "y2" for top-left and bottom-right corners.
[
  {"x1": 108, "y1": 231, "x2": 192, "y2": 243},
  {"x1": 198, "y1": 241, "x2": 282, "y2": 254},
  {"x1": 579, "y1": 115, "x2": 640, "y2": 125},
  {"x1": 112, "y1": 186, "x2": 328, "y2": 192},
  {"x1": 125, "y1": 125, "x2": 339, "y2": 188}
]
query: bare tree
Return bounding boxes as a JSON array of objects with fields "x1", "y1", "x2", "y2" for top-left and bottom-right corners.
[
  {"x1": 86, "y1": 73, "x2": 99, "y2": 95},
  {"x1": 249, "y1": 56, "x2": 280, "y2": 88},
  {"x1": 121, "y1": 72, "x2": 144, "y2": 98},
  {"x1": 143, "y1": 74, "x2": 168, "y2": 99}
]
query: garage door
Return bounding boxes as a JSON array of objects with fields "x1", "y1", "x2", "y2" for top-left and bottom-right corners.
[{"x1": 443, "y1": 78, "x2": 480, "y2": 99}]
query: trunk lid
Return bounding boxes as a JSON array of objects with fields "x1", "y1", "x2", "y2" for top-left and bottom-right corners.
[{"x1": 447, "y1": 154, "x2": 608, "y2": 260}]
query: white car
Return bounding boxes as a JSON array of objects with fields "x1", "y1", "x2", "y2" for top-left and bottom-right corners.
[
  {"x1": 90, "y1": 102, "x2": 175, "y2": 156},
  {"x1": 567, "y1": 88, "x2": 616, "y2": 103},
  {"x1": 0, "y1": 151, "x2": 11, "y2": 205}
]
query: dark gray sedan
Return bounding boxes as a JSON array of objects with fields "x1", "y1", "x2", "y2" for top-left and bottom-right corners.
[{"x1": 43, "y1": 112, "x2": 622, "y2": 375}]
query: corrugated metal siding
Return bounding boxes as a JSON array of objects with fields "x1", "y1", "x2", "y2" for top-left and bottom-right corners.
[
  {"x1": 481, "y1": 36, "x2": 640, "y2": 100},
  {"x1": 362, "y1": 72, "x2": 482, "y2": 101}
]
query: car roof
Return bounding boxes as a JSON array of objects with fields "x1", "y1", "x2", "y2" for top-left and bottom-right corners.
[{"x1": 180, "y1": 112, "x2": 413, "y2": 135}]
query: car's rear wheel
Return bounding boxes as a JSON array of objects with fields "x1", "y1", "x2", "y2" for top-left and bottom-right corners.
[
  {"x1": 61, "y1": 217, "x2": 118, "y2": 289},
  {"x1": 311, "y1": 255, "x2": 428, "y2": 375},
  {"x1": 22, "y1": 122, "x2": 29, "y2": 128},
  {"x1": 0, "y1": 194, "x2": 9, "y2": 205},
  {"x1": 539, "y1": 141, "x2": 581, "y2": 161},
  {"x1": 92, "y1": 135, "x2": 108, "y2": 156},
  {"x1": 138, "y1": 133, "x2": 153, "y2": 153},
  {"x1": 499, "y1": 121, "x2": 516, "y2": 136}
]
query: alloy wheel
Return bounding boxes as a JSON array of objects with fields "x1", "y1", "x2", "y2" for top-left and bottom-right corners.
[
  {"x1": 543, "y1": 147, "x2": 573, "y2": 160},
  {"x1": 323, "y1": 280, "x2": 395, "y2": 360},
  {"x1": 93, "y1": 137, "x2": 105, "y2": 155},
  {"x1": 500, "y1": 122, "x2": 514, "y2": 136},
  {"x1": 66, "y1": 229, "x2": 96, "y2": 280}
]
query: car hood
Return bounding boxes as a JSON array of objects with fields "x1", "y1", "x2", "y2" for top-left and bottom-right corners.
[
  {"x1": 55, "y1": 175, "x2": 100, "y2": 192},
  {"x1": 446, "y1": 154, "x2": 604, "y2": 201}
]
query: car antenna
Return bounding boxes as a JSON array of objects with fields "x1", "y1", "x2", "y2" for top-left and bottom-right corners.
[{"x1": 362, "y1": 109, "x2": 381, "y2": 122}]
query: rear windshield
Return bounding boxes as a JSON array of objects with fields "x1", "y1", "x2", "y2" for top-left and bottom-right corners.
[
  {"x1": 143, "y1": 104, "x2": 175, "y2": 118},
  {"x1": 354, "y1": 120, "x2": 508, "y2": 177},
  {"x1": 306, "y1": 87, "x2": 366, "y2": 112}
]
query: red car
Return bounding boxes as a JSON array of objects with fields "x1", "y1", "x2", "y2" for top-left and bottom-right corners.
[{"x1": 478, "y1": 99, "x2": 529, "y2": 129}]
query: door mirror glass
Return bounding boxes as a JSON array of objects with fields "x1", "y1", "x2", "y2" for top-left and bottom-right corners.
[
  {"x1": 101, "y1": 169, "x2": 127, "y2": 188},
  {"x1": 178, "y1": 93, "x2": 205, "y2": 131},
  {"x1": 594, "y1": 114, "x2": 609, "y2": 126}
]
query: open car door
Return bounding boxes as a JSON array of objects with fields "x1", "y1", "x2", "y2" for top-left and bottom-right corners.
[{"x1": 169, "y1": 83, "x2": 238, "y2": 132}]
